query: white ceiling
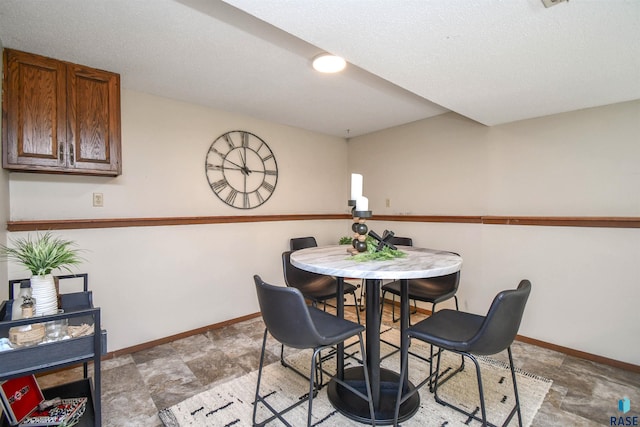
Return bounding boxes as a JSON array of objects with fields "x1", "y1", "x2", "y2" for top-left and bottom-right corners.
[{"x1": 0, "y1": 0, "x2": 638, "y2": 138}]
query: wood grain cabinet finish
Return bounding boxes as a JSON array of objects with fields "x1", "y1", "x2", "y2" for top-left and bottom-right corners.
[{"x1": 2, "y1": 49, "x2": 121, "y2": 176}]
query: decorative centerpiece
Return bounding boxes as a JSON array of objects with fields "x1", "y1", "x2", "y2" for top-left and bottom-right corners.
[
  {"x1": 1, "y1": 232, "x2": 83, "y2": 316},
  {"x1": 351, "y1": 230, "x2": 406, "y2": 262},
  {"x1": 348, "y1": 173, "x2": 372, "y2": 254},
  {"x1": 346, "y1": 173, "x2": 405, "y2": 261}
]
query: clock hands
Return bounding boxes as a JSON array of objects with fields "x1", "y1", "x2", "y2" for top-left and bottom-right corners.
[
  {"x1": 222, "y1": 158, "x2": 252, "y2": 175},
  {"x1": 215, "y1": 155, "x2": 272, "y2": 176},
  {"x1": 239, "y1": 146, "x2": 249, "y2": 172}
]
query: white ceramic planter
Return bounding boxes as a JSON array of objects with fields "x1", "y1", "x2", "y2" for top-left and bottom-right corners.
[{"x1": 30, "y1": 274, "x2": 59, "y2": 315}]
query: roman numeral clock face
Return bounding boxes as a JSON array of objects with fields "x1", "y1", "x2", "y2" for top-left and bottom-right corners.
[{"x1": 205, "y1": 131, "x2": 278, "y2": 209}]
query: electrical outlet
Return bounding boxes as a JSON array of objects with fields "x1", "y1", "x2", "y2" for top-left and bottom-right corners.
[
  {"x1": 385, "y1": 198, "x2": 391, "y2": 207},
  {"x1": 93, "y1": 193, "x2": 104, "y2": 207}
]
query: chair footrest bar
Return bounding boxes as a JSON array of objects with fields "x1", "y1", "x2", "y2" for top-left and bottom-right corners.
[
  {"x1": 254, "y1": 392, "x2": 311, "y2": 426},
  {"x1": 380, "y1": 338, "x2": 433, "y2": 364},
  {"x1": 432, "y1": 360, "x2": 465, "y2": 389},
  {"x1": 433, "y1": 394, "x2": 518, "y2": 427}
]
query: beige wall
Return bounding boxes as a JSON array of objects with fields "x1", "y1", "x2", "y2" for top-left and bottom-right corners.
[
  {"x1": 9, "y1": 90, "x2": 349, "y2": 219},
  {"x1": 485, "y1": 102, "x2": 640, "y2": 216},
  {"x1": 3, "y1": 81, "x2": 639, "y2": 365},
  {"x1": 5, "y1": 90, "x2": 351, "y2": 350},
  {"x1": 349, "y1": 100, "x2": 640, "y2": 365}
]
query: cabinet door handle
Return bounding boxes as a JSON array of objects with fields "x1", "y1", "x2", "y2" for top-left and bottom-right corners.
[
  {"x1": 58, "y1": 142, "x2": 64, "y2": 164},
  {"x1": 69, "y1": 143, "x2": 75, "y2": 166}
]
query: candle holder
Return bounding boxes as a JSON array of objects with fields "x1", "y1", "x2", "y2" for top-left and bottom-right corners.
[{"x1": 348, "y1": 200, "x2": 372, "y2": 254}]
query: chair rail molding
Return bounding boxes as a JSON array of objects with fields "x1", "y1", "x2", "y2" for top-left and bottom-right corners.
[{"x1": 6, "y1": 214, "x2": 639, "y2": 231}]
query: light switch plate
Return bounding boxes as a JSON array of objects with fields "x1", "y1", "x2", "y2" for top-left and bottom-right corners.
[{"x1": 93, "y1": 193, "x2": 104, "y2": 207}]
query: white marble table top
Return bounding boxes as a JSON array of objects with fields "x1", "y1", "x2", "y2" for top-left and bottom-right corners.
[{"x1": 290, "y1": 245, "x2": 462, "y2": 280}]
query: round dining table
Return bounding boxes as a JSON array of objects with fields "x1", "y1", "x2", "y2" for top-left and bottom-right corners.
[{"x1": 290, "y1": 244, "x2": 462, "y2": 425}]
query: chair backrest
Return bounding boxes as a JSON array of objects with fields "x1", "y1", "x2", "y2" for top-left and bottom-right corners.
[
  {"x1": 290, "y1": 237, "x2": 318, "y2": 251},
  {"x1": 397, "y1": 242, "x2": 460, "y2": 295},
  {"x1": 467, "y1": 280, "x2": 532, "y2": 355},
  {"x1": 389, "y1": 236, "x2": 412, "y2": 246},
  {"x1": 416, "y1": 269, "x2": 461, "y2": 294},
  {"x1": 254, "y1": 275, "x2": 323, "y2": 349},
  {"x1": 282, "y1": 251, "x2": 332, "y2": 292}
]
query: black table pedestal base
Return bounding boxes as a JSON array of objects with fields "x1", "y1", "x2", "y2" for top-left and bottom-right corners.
[{"x1": 327, "y1": 367, "x2": 420, "y2": 425}]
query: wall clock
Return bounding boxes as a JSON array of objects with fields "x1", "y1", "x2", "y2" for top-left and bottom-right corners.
[{"x1": 205, "y1": 130, "x2": 278, "y2": 209}]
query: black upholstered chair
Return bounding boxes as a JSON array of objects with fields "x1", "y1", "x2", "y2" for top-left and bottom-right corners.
[
  {"x1": 282, "y1": 251, "x2": 361, "y2": 323},
  {"x1": 253, "y1": 275, "x2": 376, "y2": 427},
  {"x1": 394, "y1": 280, "x2": 532, "y2": 427},
  {"x1": 380, "y1": 237, "x2": 460, "y2": 324},
  {"x1": 290, "y1": 236, "x2": 318, "y2": 251}
]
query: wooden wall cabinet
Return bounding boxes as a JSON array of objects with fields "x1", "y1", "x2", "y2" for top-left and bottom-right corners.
[{"x1": 2, "y1": 48, "x2": 122, "y2": 176}]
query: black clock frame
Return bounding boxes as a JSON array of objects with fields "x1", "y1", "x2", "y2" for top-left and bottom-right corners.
[{"x1": 205, "y1": 130, "x2": 278, "y2": 209}]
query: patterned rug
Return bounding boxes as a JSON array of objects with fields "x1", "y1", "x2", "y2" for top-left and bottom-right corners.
[{"x1": 159, "y1": 328, "x2": 551, "y2": 426}]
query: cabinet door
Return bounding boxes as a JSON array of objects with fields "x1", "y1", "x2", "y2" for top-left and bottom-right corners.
[
  {"x1": 2, "y1": 49, "x2": 67, "y2": 170},
  {"x1": 67, "y1": 63, "x2": 121, "y2": 175}
]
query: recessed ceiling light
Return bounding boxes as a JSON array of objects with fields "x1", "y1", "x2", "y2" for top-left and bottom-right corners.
[{"x1": 312, "y1": 53, "x2": 346, "y2": 73}]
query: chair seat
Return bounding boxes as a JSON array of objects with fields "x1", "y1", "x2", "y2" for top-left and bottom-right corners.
[
  {"x1": 308, "y1": 306, "x2": 365, "y2": 346},
  {"x1": 381, "y1": 276, "x2": 457, "y2": 304},
  {"x1": 408, "y1": 309, "x2": 485, "y2": 353},
  {"x1": 302, "y1": 277, "x2": 358, "y2": 301}
]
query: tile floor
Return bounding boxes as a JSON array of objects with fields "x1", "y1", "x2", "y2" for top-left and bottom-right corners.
[{"x1": 35, "y1": 303, "x2": 640, "y2": 426}]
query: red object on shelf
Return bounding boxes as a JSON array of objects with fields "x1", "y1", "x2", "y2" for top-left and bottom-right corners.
[{"x1": 0, "y1": 375, "x2": 44, "y2": 424}]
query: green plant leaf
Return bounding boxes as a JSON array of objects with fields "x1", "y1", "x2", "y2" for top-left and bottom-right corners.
[
  {"x1": 349, "y1": 236, "x2": 407, "y2": 262},
  {"x1": 0, "y1": 231, "x2": 84, "y2": 275}
]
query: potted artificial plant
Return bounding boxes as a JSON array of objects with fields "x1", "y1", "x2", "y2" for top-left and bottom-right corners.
[{"x1": 1, "y1": 231, "x2": 83, "y2": 315}]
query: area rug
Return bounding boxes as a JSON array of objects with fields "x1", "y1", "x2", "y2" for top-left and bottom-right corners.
[{"x1": 159, "y1": 328, "x2": 551, "y2": 426}]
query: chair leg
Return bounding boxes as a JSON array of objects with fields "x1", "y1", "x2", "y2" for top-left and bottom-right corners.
[
  {"x1": 330, "y1": 333, "x2": 376, "y2": 426},
  {"x1": 379, "y1": 296, "x2": 430, "y2": 363},
  {"x1": 379, "y1": 289, "x2": 387, "y2": 325},
  {"x1": 358, "y1": 334, "x2": 377, "y2": 427},
  {"x1": 358, "y1": 279, "x2": 366, "y2": 312},
  {"x1": 255, "y1": 332, "x2": 323, "y2": 426},
  {"x1": 452, "y1": 296, "x2": 466, "y2": 378},
  {"x1": 393, "y1": 338, "x2": 410, "y2": 426},
  {"x1": 433, "y1": 349, "x2": 522, "y2": 427},
  {"x1": 428, "y1": 299, "x2": 465, "y2": 392},
  {"x1": 474, "y1": 355, "x2": 489, "y2": 426},
  {"x1": 280, "y1": 343, "x2": 286, "y2": 366},
  {"x1": 351, "y1": 291, "x2": 361, "y2": 324},
  {"x1": 433, "y1": 352, "x2": 489, "y2": 426},
  {"x1": 391, "y1": 295, "x2": 417, "y2": 323},
  {"x1": 391, "y1": 293, "x2": 399, "y2": 322},
  {"x1": 309, "y1": 348, "x2": 320, "y2": 426},
  {"x1": 428, "y1": 303, "x2": 437, "y2": 391},
  {"x1": 431, "y1": 349, "x2": 465, "y2": 390},
  {"x1": 252, "y1": 329, "x2": 268, "y2": 426},
  {"x1": 281, "y1": 343, "x2": 326, "y2": 389},
  {"x1": 393, "y1": 335, "x2": 437, "y2": 426},
  {"x1": 508, "y1": 347, "x2": 524, "y2": 426}
]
